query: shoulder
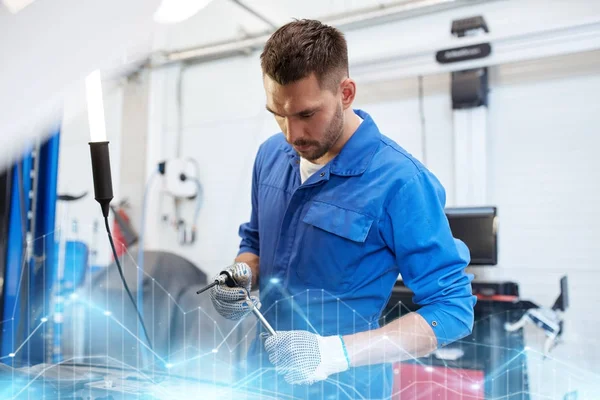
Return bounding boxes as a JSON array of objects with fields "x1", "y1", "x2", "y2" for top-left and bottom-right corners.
[
  {"x1": 259, "y1": 133, "x2": 288, "y2": 153},
  {"x1": 369, "y1": 134, "x2": 445, "y2": 205},
  {"x1": 370, "y1": 134, "x2": 425, "y2": 183},
  {"x1": 255, "y1": 133, "x2": 289, "y2": 166}
]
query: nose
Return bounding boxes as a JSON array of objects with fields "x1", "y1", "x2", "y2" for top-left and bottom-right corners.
[{"x1": 283, "y1": 118, "x2": 301, "y2": 143}]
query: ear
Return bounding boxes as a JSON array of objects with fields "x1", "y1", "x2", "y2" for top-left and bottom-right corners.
[{"x1": 339, "y1": 78, "x2": 356, "y2": 110}]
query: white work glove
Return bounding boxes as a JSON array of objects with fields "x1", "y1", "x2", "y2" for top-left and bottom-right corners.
[
  {"x1": 209, "y1": 262, "x2": 260, "y2": 320},
  {"x1": 264, "y1": 330, "x2": 350, "y2": 385}
]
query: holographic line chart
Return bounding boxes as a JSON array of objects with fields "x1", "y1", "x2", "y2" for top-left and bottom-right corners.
[{"x1": 0, "y1": 226, "x2": 598, "y2": 399}]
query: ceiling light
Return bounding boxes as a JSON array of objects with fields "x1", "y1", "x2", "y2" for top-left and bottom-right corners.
[
  {"x1": 85, "y1": 70, "x2": 107, "y2": 143},
  {"x1": 153, "y1": 0, "x2": 214, "y2": 24},
  {"x1": 2, "y1": 0, "x2": 35, "y2": 14}
]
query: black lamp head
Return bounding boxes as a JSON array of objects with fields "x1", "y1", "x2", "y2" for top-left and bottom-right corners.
[{"x1": 89, "y1": 141, "x2": 114, "y2": 218}]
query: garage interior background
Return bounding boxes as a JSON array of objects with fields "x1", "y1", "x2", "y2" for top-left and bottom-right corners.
[
  {"x1": 63, "y1": 0, "x2": 599, "y2": 334},
  {"x1": 4, "y1": 0, "x2": 599, "y2": 397}
]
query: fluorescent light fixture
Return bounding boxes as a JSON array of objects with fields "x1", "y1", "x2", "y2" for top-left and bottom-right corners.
[
  {"x1": 85, "y1": 70, "x2": 107, "y2": 143},
  {"x1": 2, "y1": 0, "x2": 35, "y2": 14},
  {"x1": 153, "y1": 0, "x2": 213, "y2": 24}
]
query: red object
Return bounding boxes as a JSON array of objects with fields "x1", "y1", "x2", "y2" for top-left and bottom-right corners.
[
  {"x1": 475, "y1": 294, "x2": 518, "y2": 302},
  {"x1": 393, "y1": 363, "x2": 485, "y2": 399},
  {"x1": 111, "y1": 208, "x2": 131, "y2": 259}
]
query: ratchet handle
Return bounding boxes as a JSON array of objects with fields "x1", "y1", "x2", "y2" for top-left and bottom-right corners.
[
  {"x1": 196, "y1": 270, "x2": 237, "y2": 294},
  {"x1": 219, "y1": 270, "x2": 238, "y2": 288}
]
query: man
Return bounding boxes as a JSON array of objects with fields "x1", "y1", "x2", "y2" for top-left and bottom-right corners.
[{"x1": 210, "y1": 19, "x2": 476, "y2": 399}]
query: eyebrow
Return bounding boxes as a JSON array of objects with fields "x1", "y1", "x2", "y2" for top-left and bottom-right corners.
[{"x1": 265, "y1": 105, "x2": 319, "y2": 117}]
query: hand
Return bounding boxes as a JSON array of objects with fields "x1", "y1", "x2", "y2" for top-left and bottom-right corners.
[
  {"x1": 209, "y1": 262, "x2": 260, "y2": 320},
  {"x1": 264, "y1": 330, "x2": 350, "y2": 385}
]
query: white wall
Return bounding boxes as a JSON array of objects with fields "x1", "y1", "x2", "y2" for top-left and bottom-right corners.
[
  {"x1": 484, "y1": 51, "x2": 600, "y2": 302},
  {"x1": 363, "y1": 51, "x2": 600, "y2": 305},
  {"x1": 488, "y1": 51, "x2": 600, "y2": 399},
  {"x1": 144, "y1": 56, "x2": 278, "y2": 275}
]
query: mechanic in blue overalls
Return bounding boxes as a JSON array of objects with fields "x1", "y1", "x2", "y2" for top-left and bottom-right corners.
[{"x1": 210, "y1": 19, "x2": 476, "y2": 399}]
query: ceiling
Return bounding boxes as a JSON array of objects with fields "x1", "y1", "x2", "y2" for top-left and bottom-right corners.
[
  {"x1": 0, "y1": 0, "x2": 489, "y2": 169},
  {"x1": 156, "y1": 0, "x2": 459, "y2": 51}
]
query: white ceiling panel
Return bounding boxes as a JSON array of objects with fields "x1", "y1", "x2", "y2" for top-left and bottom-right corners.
[
  {"x1": 158, "y1": 0, "x2": 414, "y2": 51},
  {"x1": 160, "y1": 0, "x2": 271, "y2": 50},
  {"x1": 234, "y1": 0, "x2": 401, "y2": 25}
]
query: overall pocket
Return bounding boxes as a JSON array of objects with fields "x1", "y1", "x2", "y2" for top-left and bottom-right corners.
[{"x1": 294, "y1": 201, "x2": 375, "y2": 293}]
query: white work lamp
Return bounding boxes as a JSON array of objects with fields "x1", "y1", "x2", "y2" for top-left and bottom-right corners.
[
  {"x1": 86, "y1": 70, "x2": 113, "y2": 218},
  {"x1": 85, "y1": 69, "x2": 154, "y2": 359}
]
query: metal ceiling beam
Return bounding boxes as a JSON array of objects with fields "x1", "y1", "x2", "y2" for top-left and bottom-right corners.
[
  {"x1": 150, "y1": 0, "x2": 499, "y2": 67},
  {"x1": 229, "y1": 0, "x2": 278, "y2": 30},
  {"x1": 350, "y1": 17, "x2": 600, "y2": 83}
]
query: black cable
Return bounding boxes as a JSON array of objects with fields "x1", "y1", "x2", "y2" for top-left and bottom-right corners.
[{"x1": 103, "y1": 216, "x2": 154, "y2": 354}]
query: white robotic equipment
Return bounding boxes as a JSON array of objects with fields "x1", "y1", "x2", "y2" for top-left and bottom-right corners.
[
  {"x1": 164, "y1": 158, "x2": 199, "y2": 199},
  {"x1": 504, "y1": 276, "x2": 569, "y2": 357},
  {"x1": 161, "y1": 157, "x2": 203, "y2": 245}
]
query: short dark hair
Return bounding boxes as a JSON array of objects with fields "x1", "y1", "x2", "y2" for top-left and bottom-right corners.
[{"x1": 260, "y1": 19, "x2": 349, "y2": 91}]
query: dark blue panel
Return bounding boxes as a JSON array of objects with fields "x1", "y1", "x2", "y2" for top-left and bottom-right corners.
[
  {"x1": 61, "y1": 241, "x2": 89, "y2": 290},
  {"x1": 1, "y1": 167, "x2": 24, "y2": 362},
  {"x1": 28, "y1": 131, "x2": 60, "y2": 364},
  {"x1": 0, "y1": 169, "x2": 13, "y2": 328},
  {"x1": 1, "y1": 152, "x2": 33, "y2": 363}
]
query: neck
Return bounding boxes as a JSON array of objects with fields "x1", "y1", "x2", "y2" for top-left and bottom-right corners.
[{"x1": 313, "y1": 109, "x2": 361, "y2": 165}]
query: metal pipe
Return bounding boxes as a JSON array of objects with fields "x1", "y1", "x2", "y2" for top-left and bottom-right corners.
[
  {"x1": 151, "y1": 0, "x2": 497, "y2": 67},
  {"x1": 230, "y1": 0, "x2": 278, "y2": 30},
  {"x1": 323, "y1": 0, "x2": 460, "y2": 30},
  {"x1": 248, "y1": 297, "x2": 276, "y2": 336}
]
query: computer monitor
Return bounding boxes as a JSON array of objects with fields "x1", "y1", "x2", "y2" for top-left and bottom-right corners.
[{"x1": 445, "y1": 206, "x2": 497, "y2": 266}]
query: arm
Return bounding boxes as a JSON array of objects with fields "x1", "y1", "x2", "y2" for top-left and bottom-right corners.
[
  {"x1": 210, "y1": 149, "x2": 262, "y2": 319},
  {"x1": 264, "y1": 312, "x2": 438, "y2": 384},
  {"x1": 345, "y1": 170, "x2": 476, "y2": 365},
  {"x1": 343, "y1": 312, "x2": 436, "y2": 367},
  {"x1": 236, "y1": 147, "x2": 262, "y2": 289},
  {"x1": 235, "y1": 252, "x2": 259, "y2": 289}
]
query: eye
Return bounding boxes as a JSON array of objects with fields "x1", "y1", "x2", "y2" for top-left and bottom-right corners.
[{"x1": 299, "y1": 112, "x2": 315, "y2": 119}]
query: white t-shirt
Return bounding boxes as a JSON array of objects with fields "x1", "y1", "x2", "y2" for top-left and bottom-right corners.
[
  {"x1": 299, "y1": 115, "x2": 363, "y2": 184},
  {"x1": 300, "y1": 157, "x2": 324, "y2": 184}
]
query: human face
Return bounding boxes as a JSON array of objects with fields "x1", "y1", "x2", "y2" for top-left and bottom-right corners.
[{"x1": 264, "y1": 73, "x2": 344, "y2": 162}]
